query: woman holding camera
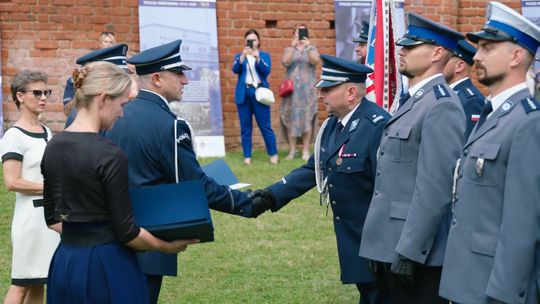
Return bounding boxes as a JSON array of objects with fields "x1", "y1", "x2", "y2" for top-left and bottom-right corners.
[
  {"x1": 232, "y1": 29, "x2": 278, "y2": 166},
  {"x1": 281, "y1": 24, "x2": 320, "y2": 161}
]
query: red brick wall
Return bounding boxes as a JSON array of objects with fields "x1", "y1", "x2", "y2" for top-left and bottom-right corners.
[{"x1": 0, "y1": 0, "x2": 520, "y2": 150}]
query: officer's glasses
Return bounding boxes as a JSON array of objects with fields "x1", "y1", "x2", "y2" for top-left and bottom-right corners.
[{"x1": 20, "y1": 89, "x2": 52, "y2": 99}]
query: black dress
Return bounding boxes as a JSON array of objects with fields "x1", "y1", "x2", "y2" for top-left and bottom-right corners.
[{"x1": 41, "y1": 132, "x2": 149, "y2": 304}]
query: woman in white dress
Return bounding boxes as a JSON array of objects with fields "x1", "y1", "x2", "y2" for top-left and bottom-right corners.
[{"x1": 0, "y1": 70, "x2": 60, "y2": 304}]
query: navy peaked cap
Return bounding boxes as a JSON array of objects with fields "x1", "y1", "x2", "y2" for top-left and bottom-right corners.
[
  {"x1": 76, "y1": 43, "x2": 129, "y2": 71},
  {"x1": 453, "y1": 40, "x2": 477, "y2": 65},
  {"x1": 396, "y1": 12, "x2": 464, "y2": 51},
  {"x1": 353, "y1": 21, "x2": 370, "y2": 44},
  {"x1": 467, "y1": 1, "x2": 540, "y2": 55},
  {"x1": 314, "y1": 54, "x2": 373, "y2": 88},
  {"x1": 127, "y1": 39, "x2": 191, "y2": 75}
]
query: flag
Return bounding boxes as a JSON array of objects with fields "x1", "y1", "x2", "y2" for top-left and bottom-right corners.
[{"x1": 365, "y1": 0, "x2": 402, "y2": 114}]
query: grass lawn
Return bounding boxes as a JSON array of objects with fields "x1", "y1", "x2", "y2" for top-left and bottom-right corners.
[{"x1": 0, "y1": 150, "x2": 358, "y2": 303}]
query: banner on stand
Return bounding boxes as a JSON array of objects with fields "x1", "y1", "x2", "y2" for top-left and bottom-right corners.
[{"x1": 138, "y1": 0, "x2": 224, "y2": 157}]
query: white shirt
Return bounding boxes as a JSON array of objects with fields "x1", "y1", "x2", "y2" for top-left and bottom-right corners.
[
  {"x1": 407, "y1": 73, "x2": 443, "y2": 98},
  {"x1": 245, "y1": 55, "x2": 261, "y2": 85},
  {"x1": 338, "y1": 101, "x2": 362, "y2": 130},
  {"x1": 449, "y1": 77, "x2": 469, "y2": 90},
  {"x1": 487, "y1": 82, "x2": 528, "y2": 118},
  {"x1": 141, "y1": 89, "x2": 173, "y2": 110}
]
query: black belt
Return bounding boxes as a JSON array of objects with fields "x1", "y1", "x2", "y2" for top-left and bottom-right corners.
[{"x1": 61, "y1": 222, "x2": 116, "y2": 247}]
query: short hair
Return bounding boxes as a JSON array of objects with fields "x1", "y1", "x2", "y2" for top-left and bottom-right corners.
[
  {"x1": 72, "y1": 61, "x2": 131, "y2": 110},
  {"x1": 10, "y1": 70, "x2": 48, "y2": 109}
]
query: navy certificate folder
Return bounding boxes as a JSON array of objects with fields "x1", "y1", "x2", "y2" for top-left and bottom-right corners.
[
  {"x1": 202, "y1": 159, "x2": 239, "y2": 186},
  {"x1": 129, "y1": 180, "x2": 214, "y2": 243}
]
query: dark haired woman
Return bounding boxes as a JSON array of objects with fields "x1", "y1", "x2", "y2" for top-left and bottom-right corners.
[
  {"x1": 0, "y1": 70, "x2": 60, "y2": 304},
  {"x1": 232, "y1": 29, "x2": 279, "y2": 165}
]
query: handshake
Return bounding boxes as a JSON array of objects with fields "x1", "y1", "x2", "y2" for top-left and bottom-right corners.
[{"x1": 246, "y1": 188, "x2": 276, "y2": 218}]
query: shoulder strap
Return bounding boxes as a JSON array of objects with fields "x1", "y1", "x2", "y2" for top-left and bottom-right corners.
[{"x1": 314, "y1": 117, "x2": 331, "y2": 194}]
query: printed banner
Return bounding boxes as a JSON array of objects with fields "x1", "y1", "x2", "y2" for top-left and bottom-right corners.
[
  {"x1": 138, "y1": 0, "x2": 224, "y2": 157},
  {"x1": 334, "y1": 0, "x2": 405, "y2": 62}
]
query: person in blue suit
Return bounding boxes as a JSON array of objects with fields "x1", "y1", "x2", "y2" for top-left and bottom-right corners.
[
  {"x1": 249, "y1": 55, "x2": 390, "y2": 304},
  {"x1": 232, "y1": 29, "x2": 278, "y2": 166},
  {"x1": 104, "y1": 39, "x2": 272, "y2": 304},
  {"x1": 443, "y1": 39, "x2": 485, "y2": 138}
]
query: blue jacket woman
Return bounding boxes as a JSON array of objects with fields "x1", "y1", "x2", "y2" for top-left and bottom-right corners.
[{"x1": 232, "y1": 29, "x2": 278, "y2": 165}]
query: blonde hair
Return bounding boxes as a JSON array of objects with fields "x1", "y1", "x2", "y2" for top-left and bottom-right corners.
[{"x1": 72, "y1": 61, "x2": 131, "y2": 109}]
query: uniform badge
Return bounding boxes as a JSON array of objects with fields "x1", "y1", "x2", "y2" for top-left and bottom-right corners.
[
  {"x1": 336, "y1": 157, "x2": 343, "y2": 166},
  {"x1": 476, "y1": 158, "x2": 484, "y2": 176},
  {"x1": 414, "y1": 89, "x2": 425, "y2": 99},
  {"x1": 501, "y1": 101, "x2": 512, "y2": 112},
  {"x1": 465, "y1": 87, "x2": 475, "y2": 98},
  {"x1": 521, "y1": 97, "x2": 540, "y2": 114},
  {"x1": 349, "y1": 119, "x2": 359, "y2": 132},
  {"x1": 176, "y1": 133, "x2": 191, "y2": 143}
]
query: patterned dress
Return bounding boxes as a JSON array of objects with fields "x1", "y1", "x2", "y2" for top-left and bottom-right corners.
[{"x1": 280, "y1": 46, "x2": 318, "y2": 138}]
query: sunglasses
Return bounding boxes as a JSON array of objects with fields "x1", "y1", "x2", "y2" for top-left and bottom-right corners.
[{"x1": 20, "y1": 89, "x2": 52, "y2": 99}]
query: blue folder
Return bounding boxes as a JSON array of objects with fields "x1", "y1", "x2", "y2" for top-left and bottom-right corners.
[
  {"x1": 129, "y1": 180, "x2": 214, "y2": 243},
  {"x1": 202, "y1": 159, "x2": 239, "y2": 186}
]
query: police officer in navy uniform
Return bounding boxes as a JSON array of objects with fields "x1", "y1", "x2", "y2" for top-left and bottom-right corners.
[
  {"x1": 443, "y1": 39, "x2": 486, "y2": 138},
  {"x1": 104, "y1": 39, "x2": 271, "y2": 304},
  {"x1": 359, "y1": 13, "x2": 466, "y2": 304},
  {"x1": 440, "y1": 2, "x2": 540, "y2": 303},
  {"x1": 249, "y1": 55, "x2": 390, "y2": 304},
  {"x1": 62, "y1": 43, "x2": 131, "y2": 128},
  {"x1": 353, "y1": 21, "x2": 370, "y2": 64}
]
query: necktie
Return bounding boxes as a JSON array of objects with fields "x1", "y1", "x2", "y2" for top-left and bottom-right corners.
[
  {"x1": 398, "y1": 92, "x2": 411, "y2": 109},
  {"x1": 476, "y1": 100, "x2": 493, "y2": 130},
  {"x1": 334, "y1": 122, "x2": 344, "y2": 144}
]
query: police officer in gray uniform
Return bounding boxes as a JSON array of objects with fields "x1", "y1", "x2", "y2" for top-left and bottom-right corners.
[
  {"x1": 249, "y1": 55, "x2": 390, "y2": 304},
  {"x1": 359, "y1": 12, "x2": 466, "y2": 304},
  {"x1": 443, "y1": 39, "x2": 486, "y2": 138},
  {"x1": 105, "y1": 40, "x2": 271, "y2": 304},
  {"x1": 439, "y1": 2, "x2": 540, "y2": 303}
]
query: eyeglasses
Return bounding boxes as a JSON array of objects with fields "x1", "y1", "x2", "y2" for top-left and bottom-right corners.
[{"x1": 20, "y1": 89, "x2": 52, "y2": 99}]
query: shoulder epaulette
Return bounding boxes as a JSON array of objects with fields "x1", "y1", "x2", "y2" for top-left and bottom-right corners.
[
  {"x1": 434, "y1": 84, "x2": 450, "y2": 100},
  {"x1": 368, "y1": 112, "x2": 386, "y2": 125},
  {"x1": 464, "y1": 87, "x2": 475, "y2": 98},
  {"x1": 521, "y1": 97, "x2": 540, "y2": 114}
]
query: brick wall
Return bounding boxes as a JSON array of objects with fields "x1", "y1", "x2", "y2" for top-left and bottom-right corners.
[{"x1": 0, "y1": 0, "x2": 519, "y2": 150}]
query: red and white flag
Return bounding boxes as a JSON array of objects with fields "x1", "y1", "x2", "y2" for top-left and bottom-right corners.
[{"x1": 365, "y1": 0, "x2": 402, "y2": 114}]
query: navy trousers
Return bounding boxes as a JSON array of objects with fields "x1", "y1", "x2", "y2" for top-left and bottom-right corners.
[{"x1": 236, "y1": 87, "x2": 278, "y2": 158}]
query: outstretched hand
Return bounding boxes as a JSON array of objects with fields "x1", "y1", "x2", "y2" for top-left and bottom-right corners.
[{"x1": 247, "y1": 188, "x2": 276, "y2": 218}]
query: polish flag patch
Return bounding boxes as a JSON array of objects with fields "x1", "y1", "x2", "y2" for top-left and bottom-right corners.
[{"x1": 471, "y1": 114, "x2": 480, "y2": 122}]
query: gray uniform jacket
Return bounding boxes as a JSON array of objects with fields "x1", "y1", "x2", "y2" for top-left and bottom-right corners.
[
  {"x1": 439, "y1": 88, "x2": 540, "y2": 304},
  {"x1": 359, "y1": 75, "x2": 466, "y2": 265}
]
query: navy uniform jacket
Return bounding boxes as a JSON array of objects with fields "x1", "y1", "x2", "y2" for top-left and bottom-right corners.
[
  {"x1": 62, "y1": 77, "x2": 77, "y2": 128},
  {"x1": 268, "y1": 100, "x2": 390, "y2": 284},
  {"x1": 232, "y1": 50, "x2": 271, "y2": 105},
  {"x1": 440, "y1": 88, "x2": 540, "y2": 304},
  {"x1": 453, "y1": 78, "x2": 485, "y2": 139},
  {"x1": 105, "y1": 90, "x2": 254, "y2": 276}
]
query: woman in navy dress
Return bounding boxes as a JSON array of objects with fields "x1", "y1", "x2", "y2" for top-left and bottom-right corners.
[
  {"x1": 41, "y1": 61, "x2": 198, "y2": 304},
  {"x1": 232, "y1": 29, "x2": 279, "y2": 166}
]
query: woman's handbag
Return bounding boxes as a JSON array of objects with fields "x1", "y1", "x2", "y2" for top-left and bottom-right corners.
[
  {"x1": 255, "y1": 87, "x2": 275, "y2": 106},
  {"x1": 278, "y1": 79, "x2": 294, "y2": 98}
]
